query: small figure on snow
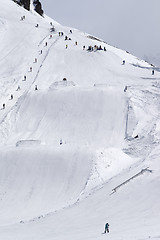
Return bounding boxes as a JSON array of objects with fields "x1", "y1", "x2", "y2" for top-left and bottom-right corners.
[
  {"x1": 104, "y1": 222, "x2": 109, "y2": 233},
  {"x1": 60, "y1": 139, "x2": 63, "y2": 145},
  {"x1": 70, "y1": 29, "x2": 72, "y2": 34},
  {"x1": 34, "y1": 58, "x2": 37, "y2": 63},
  {"x1": 152, "y1": 69, "x2": 154, "y2": 75},
  {"x1": 45, "y1": 42, "x2": 48, "y2": 47},
  {"x1": 16, "y1": 85, "x2": 21, "y2": 91},
  {"x1": 35, "y1": 85, "x2": 38, "y2": 91},
  {"x1": 35, "y1": 24, "x2": 39, "y2": 28},
  {"x1": 66, "y1": 45, "x2": 68, "y2": 49},
  {"x1": 83, "y1": 45, "x2": 85, "y2": 50},
  {"x1": 10, "y1": 94, "x2": 13, "y2": 100},
  {"x1": 75, "y1": 41, "x2": 78, "y2": 45},
  {"x1": 29, "y1": 67, "x2": 32, "y2": 72},
  {"x1": 2, "y1": 103, "x2": 5, "y2": 109},
  {"x1": 23, "y1": 75, "x2": 26, "y2": 81},
  {"x1": 124, "y1": 86, "x2": 127, "y2": 92},
  {"x1": 122, "y1": 60, "x2": 125, "y2": 65},
  {"x1": 104, "y1": 47, "x2": 107, "y2": 51}
]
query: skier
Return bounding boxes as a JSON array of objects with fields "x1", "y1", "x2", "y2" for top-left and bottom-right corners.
[
  {"x1": 45, "y1": 42, "x2": 48, "y2": 47},
  {"x1": 70, "y1": 29, "x2": 72, "y2": 33},
  {"x1": 35, "y1": 24, "x2": 39, "y2": 28},
  {"x1": 75, "y1": 41, "x2": 78, "y2": 45},
  {"x1": 104, "y1": 47, "x2": 107, "y2": 51},
  {"x1": 24, "y1": 75, "x2": 26, "y2": 81},
  {"x1": 122, "y1": 60, "x2": 125, "y2": 65},
  {"x1": 50, "y1": 35, "x2": 52, "y2": 38},
  {"x1": 50, "y1": 22, "x2": 52, "y2": 26},
  {"x1": 34, "y1": 58, "x2": 37, "y2": 63},
  {"x1": 40, "y1": 50, "x2": 42, "y2": 54},
  {"x1": 10, "y1": 94, "x2": 13, "y2": 100},
  {"x1": 2, "y1": 103, "x2": 5, "y2": 109},
  {"x1": 65, "y1": 36, "x2": 68, "y2": 40},
  {"x1": 60, "y1": 139, "x2": 63, "y2": 145},
  {"x1": 152, "y1": 69, "x2": 154, "y2": 75},
  {"x1": 35, "y1": 85, "x2": 38, "y2": 91},
  {"x1": 29, "y1": 67, "x2": 32, "y2": 72},
  {"x1": 66, "y1": 45, "x2": 68, "y2": 49},
  {"x1": 83, "y1": 45, "x2": 85, "y2": 50},
  {"x1": 104, "y1": 223, "x2": 109, "y2": 233}
]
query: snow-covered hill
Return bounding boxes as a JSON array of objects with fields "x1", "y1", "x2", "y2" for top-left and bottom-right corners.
[{"x1": 0, "y1": 0, "x2": 160, "y2": 239}]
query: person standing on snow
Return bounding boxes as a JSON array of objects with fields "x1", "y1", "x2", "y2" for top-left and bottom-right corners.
[{"x1": 104, "y1": 222, "x2": 109, "y2": 233}]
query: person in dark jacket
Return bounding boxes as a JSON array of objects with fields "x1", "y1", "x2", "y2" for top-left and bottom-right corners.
[{"x1": 104, "y1": 222, "x2": 109, "y2": 233}]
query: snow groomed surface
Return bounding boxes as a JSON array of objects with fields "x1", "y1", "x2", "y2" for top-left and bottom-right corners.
[{"x1": 0, "y1": 0, "x2": 160, "y2": 239}]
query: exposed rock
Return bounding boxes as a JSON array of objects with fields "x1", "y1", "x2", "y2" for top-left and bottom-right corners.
[
  {"x1": 12, "y1": 0, "x2": 44, "y2": 16},
  {"x1": 33, "y1": 0, "x2": 44, "y2": 16}
]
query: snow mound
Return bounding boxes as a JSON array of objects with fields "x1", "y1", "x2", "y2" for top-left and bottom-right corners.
[
  {"x1": 16, "y1": 140, "x2": 42, "y2": 147},
  {"x1": 50, "y1": 80, "x2": 76, "y2": 89}
]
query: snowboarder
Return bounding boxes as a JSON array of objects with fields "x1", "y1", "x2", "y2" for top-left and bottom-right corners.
[
  {"x1": 104, "y1": 223, "x2": 109, "y2": 233},
  {"x1": 152, "y1": 69, "x2": 154, "y2": 75},
  {"x1": 124, "y1": 86, "x2": 127, "y2": 92},
  {"x1": 16, "y1": 85, "x2": 21, "y2": 91},
  {"x1": 122, "y1": 60, "x2": 125, "y2": 65},
  {"x1": 35, "y1": 85, "x2": 38, "y2": 91},
  {"x1": 50, "y1": 22, "x2": 52, "y2": 26},
  {"x1": 2, "y1": 103, "x2": 5, "y2": 109}
]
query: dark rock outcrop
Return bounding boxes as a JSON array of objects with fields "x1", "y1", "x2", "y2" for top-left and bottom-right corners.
[
  {"x1": 33, "y1": 0, "x2": 44, "y2": 16},
  {"x1": 12, "y1": 0, "x2": 44, "y2": 16},
  {"x1": 13, "y1": 0, "x2": 30, "y2": 11}
]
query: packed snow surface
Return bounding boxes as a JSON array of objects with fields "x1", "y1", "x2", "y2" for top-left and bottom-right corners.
[{"x1": 0, "y1": 0, "x2": 160, "y2": 239}]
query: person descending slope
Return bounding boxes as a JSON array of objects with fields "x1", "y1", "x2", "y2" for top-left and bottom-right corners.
[{"x1": 104, "y1": 222, "x2": 109, "y2": 233}]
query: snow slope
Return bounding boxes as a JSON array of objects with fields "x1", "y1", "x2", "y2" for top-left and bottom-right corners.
[{"x1": 0, "y1": 0, "x2": 160, "y2": 239}]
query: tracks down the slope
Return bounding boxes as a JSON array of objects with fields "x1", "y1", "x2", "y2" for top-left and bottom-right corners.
[{"x1": 0, "y1": 35, "x2": 60, "y2": 141}]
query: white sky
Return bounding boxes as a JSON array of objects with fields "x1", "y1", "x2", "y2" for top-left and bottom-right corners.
[{"x1": 40, "y1": 0, "x2": 160, "y2": 65}]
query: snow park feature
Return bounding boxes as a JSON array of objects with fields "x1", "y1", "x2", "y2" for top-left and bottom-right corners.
[{"x1": 0, "y1": 0, "x2": 160, "y2": 239}]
